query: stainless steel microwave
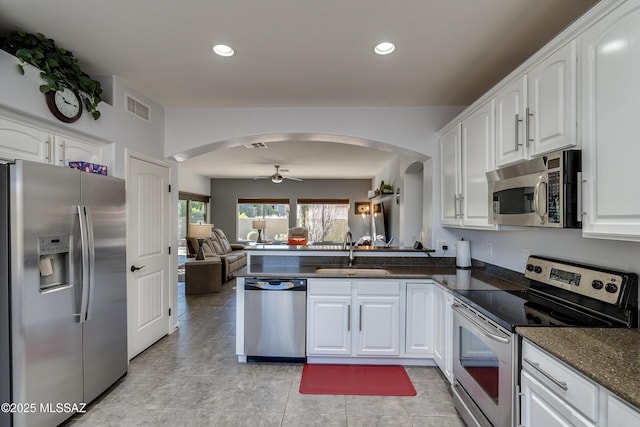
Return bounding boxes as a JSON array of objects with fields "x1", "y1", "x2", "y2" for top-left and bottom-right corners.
[{"x1": 486, "y1": 150, "x2": 581, "y2": 228}]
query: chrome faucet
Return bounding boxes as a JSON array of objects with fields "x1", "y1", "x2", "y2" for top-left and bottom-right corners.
[{"x1": 343, "y1": 231, "x2": 354, "y2": 267}]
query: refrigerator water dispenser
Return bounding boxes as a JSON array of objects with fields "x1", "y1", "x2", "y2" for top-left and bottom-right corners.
[{"x1": 38, "y1": 235, "x2": 70, "y2": 292}]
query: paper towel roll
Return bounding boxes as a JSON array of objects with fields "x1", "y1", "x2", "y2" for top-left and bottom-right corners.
[{"x1": 456, "y1": 239, "x2": 471, "y2": 269}]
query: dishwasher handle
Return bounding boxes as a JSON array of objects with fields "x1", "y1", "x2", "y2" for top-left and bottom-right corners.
[{"x1": 245, "y1": 278, "x2": 307, "y2": 291}]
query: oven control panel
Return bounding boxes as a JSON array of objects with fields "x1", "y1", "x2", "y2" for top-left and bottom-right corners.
[{"x1": 524, "y1": 256, "x2": 627, "y2": 305}]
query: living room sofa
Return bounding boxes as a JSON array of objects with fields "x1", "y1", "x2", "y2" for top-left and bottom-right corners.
[{"x1": 186, "y1": 228, "x2": 247, "y2": 282}]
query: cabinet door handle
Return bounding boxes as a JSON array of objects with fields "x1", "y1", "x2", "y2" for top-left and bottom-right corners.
[
  {"x1": 46, "y1": 137, "x2": 52, "y2": 162},
  {"x1": 453, "y1": 194, "x2": 458, "y2": 219},
  {"x1": 523, "y1": 358, "x2": 568, "y2": 391},
  {"x1": 526, "y1": 107, "x2": 534, "y2": 147},
  {"x1": 515, "y1": 113, "x2": 523, "y2": 150},
  {"x1": 347, "y1": 304, "x2": 351, "y2": 331},
  {"x1": 59, "y1": 141, "x2": 66, "y2": 165},
  {"x1": 458, "y1": 194, "x2": 464, "y2": 219},
  {"x1": 359, "y1": 305, "x2": 362, "y2": 332}
]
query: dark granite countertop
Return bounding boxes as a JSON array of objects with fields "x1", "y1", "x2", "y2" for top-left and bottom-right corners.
[
  {"x1": 243, "y1": 244, "x2": 435, "y2": 253},
  {"x1": 517, "y1": 327, "x2": 640, "y2": 410},
  {"x1": 235, "y1": 259, "x2": 526, "y2": 292}
]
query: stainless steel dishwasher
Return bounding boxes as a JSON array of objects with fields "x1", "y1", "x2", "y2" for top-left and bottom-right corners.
[{"x1": 244, "y1": 278, "x2": 307, "y2": 362}]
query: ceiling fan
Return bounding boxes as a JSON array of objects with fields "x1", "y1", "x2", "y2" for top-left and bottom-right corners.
[{"x1": 254, "y1": 165, "x2": 303, "y2": 183}]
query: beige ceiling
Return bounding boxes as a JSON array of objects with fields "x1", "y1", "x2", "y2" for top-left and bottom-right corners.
[{"x1": 0, "y1": 0, "x2": 598, "y2": 178}]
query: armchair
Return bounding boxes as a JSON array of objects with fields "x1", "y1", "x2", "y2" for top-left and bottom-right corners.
[{"x1": 288, "y1": 227, "x2": 308, "y2": 245}]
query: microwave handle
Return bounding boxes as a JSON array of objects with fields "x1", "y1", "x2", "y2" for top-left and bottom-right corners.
[{"x1": 533, "y1": 175, "x2": 547, "y2": 224}]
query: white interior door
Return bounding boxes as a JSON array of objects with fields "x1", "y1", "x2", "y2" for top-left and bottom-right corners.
[{"x1": 127, "y1": 155, "x2": 171, "y2": 359}]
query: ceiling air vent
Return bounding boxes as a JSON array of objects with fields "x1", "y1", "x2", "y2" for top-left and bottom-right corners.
[
  {"x1": 243, "y1": 142, "x2": 268, "y2": 149},
  {"x1": 125, "y1": 93, "x2": 150, "y2": 122}
]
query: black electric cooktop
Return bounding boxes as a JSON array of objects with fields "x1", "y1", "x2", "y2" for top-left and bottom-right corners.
[{"x1": 454, "y1": 289, "x2": 616, "y2": 332}]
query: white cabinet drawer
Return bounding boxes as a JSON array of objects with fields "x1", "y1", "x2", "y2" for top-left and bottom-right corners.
[
  {"x1": 522, "y1": 340, "x2": 599, "y2": 422},
  {"x1": 308, "y1": 279, "x2": 351, "y2": 295},
  {"x1": 353, "y1": 280, "x2": 400, "y2": 295}
]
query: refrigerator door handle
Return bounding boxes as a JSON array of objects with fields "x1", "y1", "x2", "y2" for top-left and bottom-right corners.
[
  {"x1": 75, "y1": 205, "x2": 90, "y2": 323},
  {"x1": 85, "y1": 206, "x2": 95, "y2": 322}
]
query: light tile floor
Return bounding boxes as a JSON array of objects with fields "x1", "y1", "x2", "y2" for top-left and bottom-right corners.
[{"x1": 67, "y1": 280, "x2": 465, "y2": 426}]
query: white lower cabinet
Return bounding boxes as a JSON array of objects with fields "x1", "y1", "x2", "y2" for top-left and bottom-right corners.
[
  {"x1": 520, "y1": 339, "x2": 640, "y2": 427},
  {"x1": 307, "y1": 291, "x2": 352, "y2": 355},
  {"x1": 405, "y1": 283, "x2": 435, "y2": 355},
  {"x1": 307, "y1": 278, "x2": 453, "y2": 381},
  {"x1": 521, "y1": 340, "x2": 599, "y2": 425},
  {"x1": 306, "y1": 279, "x2": 400, "y2": 358},
  {"x1": 356, "y1": 289, "x2": 400, "y2": 356},
  {"x1": 606, "y1": 394, "x2": 640, "y2": 427},
  {"x1": 521, "y1": 370, "x2": 596, "y2": 427},
  {"x1": 432, "y1": 285, "x2": 453, "y2": 382}
]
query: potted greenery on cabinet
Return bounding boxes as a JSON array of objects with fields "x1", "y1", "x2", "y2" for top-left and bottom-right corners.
[{"x1": 0, "y1": 30, "x2": 103, "y2": 120}]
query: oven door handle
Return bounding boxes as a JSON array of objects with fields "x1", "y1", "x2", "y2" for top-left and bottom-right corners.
[{"x1": 453, "y1": 304, "x2": 510, "y2": 344}]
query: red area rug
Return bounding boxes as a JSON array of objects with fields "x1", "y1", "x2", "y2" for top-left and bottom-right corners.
[{"x1": 299, "y1": 364, "x2": 417, "y2": 396}]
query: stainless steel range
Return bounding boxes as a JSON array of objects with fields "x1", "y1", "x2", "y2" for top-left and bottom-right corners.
[{"x1": 451, "y1": 256, "x2": 638, "y2": 427}]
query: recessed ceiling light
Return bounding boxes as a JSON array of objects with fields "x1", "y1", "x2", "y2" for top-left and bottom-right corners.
[
  {"x1": 374, "y1": 42, "x2": 395, "y2": 55},
  {"x1": 213, "y1": 44, "x2": 234, "y2": 57}
]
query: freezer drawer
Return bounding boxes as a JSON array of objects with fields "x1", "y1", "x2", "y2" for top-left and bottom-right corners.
[{"x1": 244, "y1": 279, "x2": 306, "y2": 360}]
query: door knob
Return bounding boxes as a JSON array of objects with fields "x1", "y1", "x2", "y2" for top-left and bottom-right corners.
[{"x1": 130, "y1": 265, "x2": 145, "y2": 272}]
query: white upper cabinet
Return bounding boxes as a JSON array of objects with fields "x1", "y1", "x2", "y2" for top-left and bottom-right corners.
[
  {"x1": 0, "y1": 114, "x2": 111, "y2": 175},
  {"x1": 495, "y1": 40, "x2": 578, "y2": 168},
  {"x1": 461, "y1": 100, "x2": 495, "y2": 228},
  {"x1": 495, "y1": 76, "x2": 528, "y2": 167},
  {"x1": 53, "y1": 135, "x2": 105, "y2": 168},
  {"x1": 440, "y1": 124, "x2": 461, "y2": 226},
  {"x1": 440, "y1": 100, "x2": 497, "y2": 229},
  {"x1": 528, "y1": 40, "x2": 578, "y2": 157},
  {"x1": 580, "y1": 0, "x2": 640, "y2": 241},
  {"x1": 0, "y1": 116, "x2": 52, "y2": 163}
]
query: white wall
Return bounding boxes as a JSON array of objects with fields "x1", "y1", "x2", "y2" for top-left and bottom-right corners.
[
  {"x1": 0, "y1": 50, "x2": 166, "y2": 178},
  {"x1": 179, "y1": 168, "x2": 210, "y2": 195},
  {"x1": 165, "y1": 106, "x2": 463, "y2": 250},
  {"x1": 165, "y1": 106, "x2": 463, "y2": 160},
  {"x1": 443, "y1": 227, "x2": 640, "y2": 276}
]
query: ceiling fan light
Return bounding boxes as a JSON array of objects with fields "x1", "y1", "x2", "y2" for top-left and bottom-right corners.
[{"x1": 272, "y1": 175, "x2": 283, "y2": 183}]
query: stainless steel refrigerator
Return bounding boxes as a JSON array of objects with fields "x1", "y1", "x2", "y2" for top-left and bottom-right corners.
[{"x1": 1, "y1": 160, "x2": 127, "y2": 427}]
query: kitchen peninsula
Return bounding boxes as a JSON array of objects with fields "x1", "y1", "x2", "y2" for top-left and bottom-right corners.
[
  {"x1": 235, "y1": 248, "x2": 522, "y2": 367},
  {"x1": 233, "y1": 250, "x2": 640, "y2": 424}
]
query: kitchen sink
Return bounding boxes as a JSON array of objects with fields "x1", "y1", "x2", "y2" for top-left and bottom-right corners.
[{"x1": 314, "y1": 267, "x2": 391, "y2": 275}]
